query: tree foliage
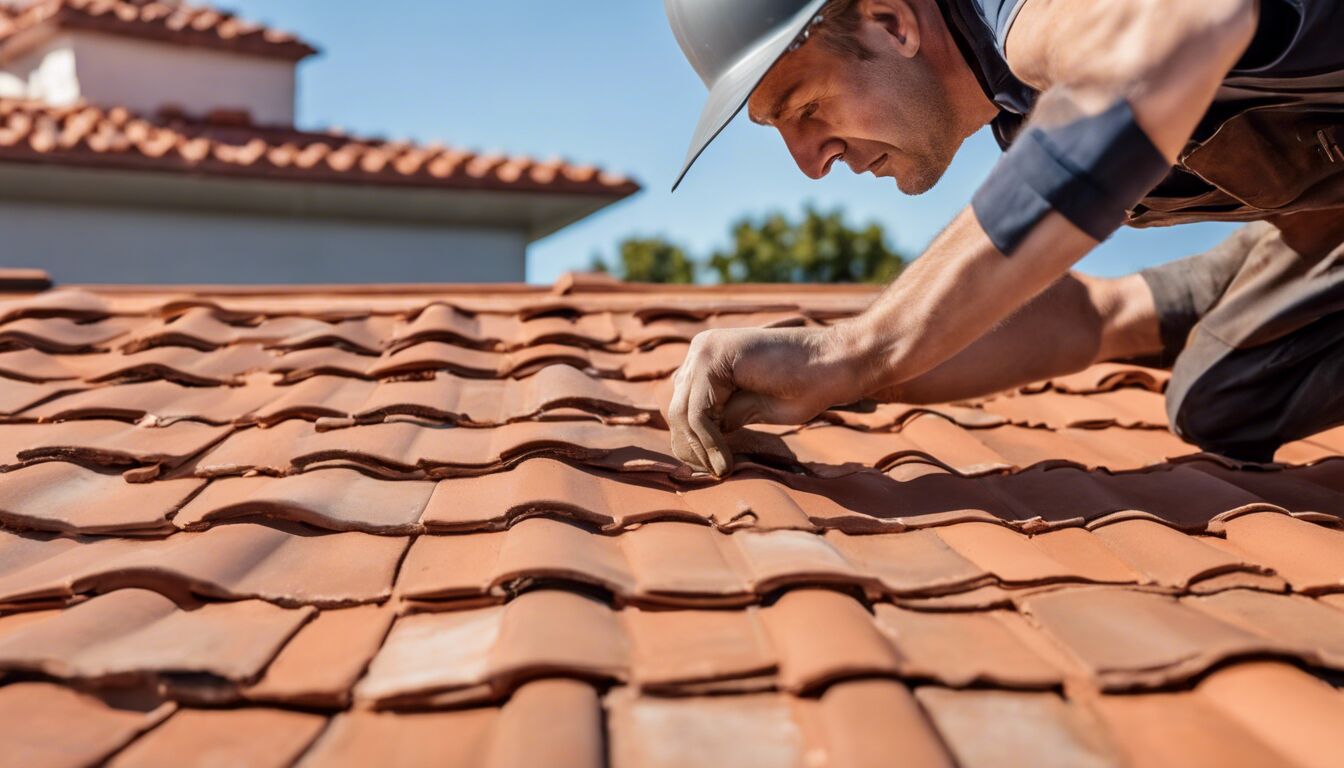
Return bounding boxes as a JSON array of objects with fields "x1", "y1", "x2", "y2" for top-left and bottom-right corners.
[
  {"x1": 594, "y1": 207, "x2": 905, "y2": 284},
  {"x1": 591, "y1": 237, "x2": 696, "y2": 284},
  {"x1": 709, "y1": 206, "x2": 904, "y2": 284}
]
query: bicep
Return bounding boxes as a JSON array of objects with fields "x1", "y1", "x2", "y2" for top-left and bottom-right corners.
[{"x1": 1003, "y1": 0, "x2": 1257, "y2": 157}]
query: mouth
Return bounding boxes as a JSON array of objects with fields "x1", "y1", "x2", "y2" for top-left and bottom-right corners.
[{"x1": 864, "y1": 153, "x2": 888, "y2": 176}]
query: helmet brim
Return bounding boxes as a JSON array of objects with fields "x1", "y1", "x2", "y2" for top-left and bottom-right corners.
[{"x1": 670, "y1": 0, "x2": 827, "y2": 192}]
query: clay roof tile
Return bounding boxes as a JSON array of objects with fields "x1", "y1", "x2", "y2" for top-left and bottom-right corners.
[
  {"x1": 1, "y1": 281, "x2": 1341, "y2": 763},
  {"x1": 0, "y1": 98, "x2": 639, "y2": 198}
]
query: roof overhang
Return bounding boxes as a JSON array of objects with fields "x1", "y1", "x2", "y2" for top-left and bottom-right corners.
[
  {"x1": 0, "y1": 161, "x2": 634, "y2": 241},
  {"x1": 0, "y1": 1, "x2": 319, "y2": 63}
]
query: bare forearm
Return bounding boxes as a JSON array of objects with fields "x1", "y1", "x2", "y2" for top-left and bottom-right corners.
[
  {"x1": 870, "y1": 272, "x2": 1160, "y2": 404},
  {"x1": 826, "y1": 0, "x2": 1254, "y2": 400},
  {"x1": 831, "y1": 207, "x2": 1097, "y2": 395}
]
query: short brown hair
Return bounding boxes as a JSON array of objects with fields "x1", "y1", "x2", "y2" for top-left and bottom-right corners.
[{"x1": 814, "y1": 0, "x2": 874, "y2": 60}]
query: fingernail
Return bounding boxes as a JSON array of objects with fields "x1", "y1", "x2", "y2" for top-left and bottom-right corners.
[{"x1": 710, "y1": 451, "x2": 729, "y2": 478}]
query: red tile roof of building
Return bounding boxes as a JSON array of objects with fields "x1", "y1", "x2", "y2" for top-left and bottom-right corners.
[
  {"x1": 0, "y1": 99, "x2": 642, "y2": 197},
  {"x1": 0, "y1": 276, "x2": 1342, "y2": 765},
  {"x1": 0, "y1": 0, "x2": 318, "y2": 61}
]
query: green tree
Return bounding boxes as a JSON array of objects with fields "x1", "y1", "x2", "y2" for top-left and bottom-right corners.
[
  {"x1": 708, "y1": 206, "x2": 905, "y2": 284},
  {"x1": 591, "y1": 237, "x2": 697, "y2": 284}
]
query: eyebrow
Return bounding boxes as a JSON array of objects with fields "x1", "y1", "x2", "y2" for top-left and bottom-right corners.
[{"x1": 749, "y1": 82, "x2": 801, "y2": 126}]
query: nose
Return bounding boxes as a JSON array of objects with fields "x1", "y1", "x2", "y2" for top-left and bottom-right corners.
[{"x1": 777, "y1": 122, "x2": 845, "y2": 180}]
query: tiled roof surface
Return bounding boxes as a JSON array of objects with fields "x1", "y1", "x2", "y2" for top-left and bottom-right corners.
[
  {"x1": 0, "y1": 279, "x2": 1342, "y2": 766},
  {"x1": 0, "y1": 99, "x2": 642, "y2": 197},
  {"x1": 0, "y1": 0, "x2": 317, "y2": 60}
]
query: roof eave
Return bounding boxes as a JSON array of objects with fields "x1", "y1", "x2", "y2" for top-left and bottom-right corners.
[{"x1": 0, "y1": 160, "x2": 639, "y2": 241}]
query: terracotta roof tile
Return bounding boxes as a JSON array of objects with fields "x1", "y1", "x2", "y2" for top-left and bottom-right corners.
[
  {"x1": 1191, "y1": 661, "x2": 1344, "y2": 768},
  {"x1": 0, "y1": 344, "x2": 277, "y2": 385},
  {"x1": 0, "y1": 348, "x2": 84, "y2": 381},
  {"x1": 607, "y1": 680, "x2": 953, "y2": 768},
  {"x1": 231, "y1": 367, "x2": 661, "y2": 427},
  {"x1": 1089, "y1": 519, "x2": 1268, "y2": 588},
  {"x1": 1022, "y1": 587, "x2": 1292, "y2": 689},
  {"x1": 24, "y1": 375, "x2": 276, "y2": 424},
  {"x1": 106, "y1": 707, "x2": 326, "y2": 768},
  {"x1": 1023, "y1": 362, "x2": 1170, "y2": 394},
  {"x1": 0, "y1": 267, "x2": 52, "y2": 292},
  {"x1": 0, "y1": 587, "x2": 311, "y2": 684},
  {"x1": 0, "y1": 682, "x2": 174, "y2": 768},
  {"x1": 873, "y1": 604, "x2": 1073, "y2": 687},
  {"x1": 981, "y1": 387, "x2": 1170, "y2": 429},
  {"x1": 0, "y1": 419, "x2": 230, "y2": 469},
  {"x1": 367, "y1": 340, "x2": 689, "y2": 380},
  {"x1": 243, "y1": 604, "x2": 395, "y2": 708},
  {"x1": 2, "y1": 280, "x2": 1343, "y2": 763},
  {"x1": 0, "y1": 99, "x2": 639, "y2": 197},
  {"x1": 1092, "y1": 686, "x2": 1297, "y2": 768},
  {"x1": 0, "y1": 287, "x2": 113, "y2": 322},
  {"x1": 191, "y1": 419, "x2": 675, "y2": 478},
  {"x1": 1184, "y1": 569, "x2": 1291, "y2": 595},
  {"x1": 0, "y1": 377, "x2": 71, "y2": 415},
  {"x1": 0, "y1": 0, "x2": 316, "y2": 61},
  {"x1": 0, "y1": 461, "x2": 202, "y2": 534},
  {"x1": 174, "y1": 469, "x2": 433, "y2": 534},
  {"x1": 0, "y1": 315, "x2": 141, "y2": 352},
  {"x1": 1186, "y1": 589, "x2": 1344, "y2": 667},
  {"x1": 355, "y1": 590, "x2": 627, "y2": 708},
  {"x1": 187, "y1": 414, "x2": 1265, "y2": 482},
  {"x1": 935, "y1": 523, "x2": 1138, "y2": 585},
  {"x1": 0, "y1": 523, "x2": 407, "y2": 608},
  {"x1": 1217, "y1": 511, "x2": 1344, "y2": 593},
  {"x1": 915, "y1": 687, "x2": 1122, "y2": 768},
  {"x1": 303, "y1": 679, "x2": 604, "y2": 768},
  {"x1": 120, "y1": 310, "x2": 395, "y2": 354},
  {"x1": 397, "y1": 521, "x2": 1000, "y2": 607}
]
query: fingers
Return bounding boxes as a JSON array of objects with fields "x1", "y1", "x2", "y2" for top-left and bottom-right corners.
[
  {"x1": 667, "y1": 332, "x2": 738, "y2": 476},
  {"x1": 668, "y1": 364, "x2": 713, "y2": 473},
  {"x1": 686, "y1": 373, "x2": 733, "y2": 477}
]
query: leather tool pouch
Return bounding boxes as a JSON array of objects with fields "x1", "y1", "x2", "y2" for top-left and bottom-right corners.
[{"x1": 1181, "y1": 103, "x2": 1344, "y2": 211}]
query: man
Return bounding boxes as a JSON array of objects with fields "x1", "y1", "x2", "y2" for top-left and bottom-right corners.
[{"x1": 663, "y1": 0, "x2": 1343, "y2": 475}]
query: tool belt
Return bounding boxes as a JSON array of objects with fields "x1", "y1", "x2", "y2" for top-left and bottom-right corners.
[{"x1": 1129, "y1": 96, "x2": 1344, "y2": 227}]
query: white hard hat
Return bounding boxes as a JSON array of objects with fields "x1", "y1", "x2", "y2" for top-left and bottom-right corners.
[{"x1": 665, "y1": 0, "x2": 829, "y2": 191}]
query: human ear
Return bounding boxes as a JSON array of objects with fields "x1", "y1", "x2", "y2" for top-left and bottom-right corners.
[{"x1": 860, "y1": 0, "x2": 921, "y2": 58}]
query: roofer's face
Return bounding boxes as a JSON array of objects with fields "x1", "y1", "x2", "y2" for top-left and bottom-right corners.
[{"x1": 746, "y1": 13, "x2": 963, "y2": 195}]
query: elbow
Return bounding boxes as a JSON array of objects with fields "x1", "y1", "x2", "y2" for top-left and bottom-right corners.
[{"x1": 1089, "y1": 273, "x2": 1162, "y2": 363}]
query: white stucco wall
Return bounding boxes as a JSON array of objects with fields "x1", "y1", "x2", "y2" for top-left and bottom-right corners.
[
  {"x1": 0, "y1": 32, "x2": 80, "y2": 104},
  {"x1": 0, "y1": 30, "x2": 296, "y2": 124},
  {"x1": 0, "y1": 200, "x2": 529, "y2": 284},
  {"x1": 0, "y1": 71, "x2": 21, "y2": 97}
]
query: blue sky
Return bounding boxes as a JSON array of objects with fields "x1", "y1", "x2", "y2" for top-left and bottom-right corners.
[{"x1": 227, "y1": 0, "x2": 1237, "y2": 284}]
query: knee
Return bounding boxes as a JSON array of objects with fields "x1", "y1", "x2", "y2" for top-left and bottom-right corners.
[{"x1": 1167, "y1": 353, "x2": 1279, "y2": 463}]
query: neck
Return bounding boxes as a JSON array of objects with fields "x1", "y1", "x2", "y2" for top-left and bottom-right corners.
[
  {"x1": 922, "y1": 8, "x2": 1000, "y2": 141},
  {"x1": 950, "y1": 60, "x2": 1000, "y2": 139}
]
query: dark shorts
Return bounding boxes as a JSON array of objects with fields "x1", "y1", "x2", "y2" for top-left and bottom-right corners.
[{"x1": 1139, "y1": 218, "x2": 1344, "y2": 462}]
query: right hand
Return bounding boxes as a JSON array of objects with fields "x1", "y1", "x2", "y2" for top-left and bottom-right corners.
[{"x1": 666, "y1": 325, "x2": 869, "y2": 476}]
